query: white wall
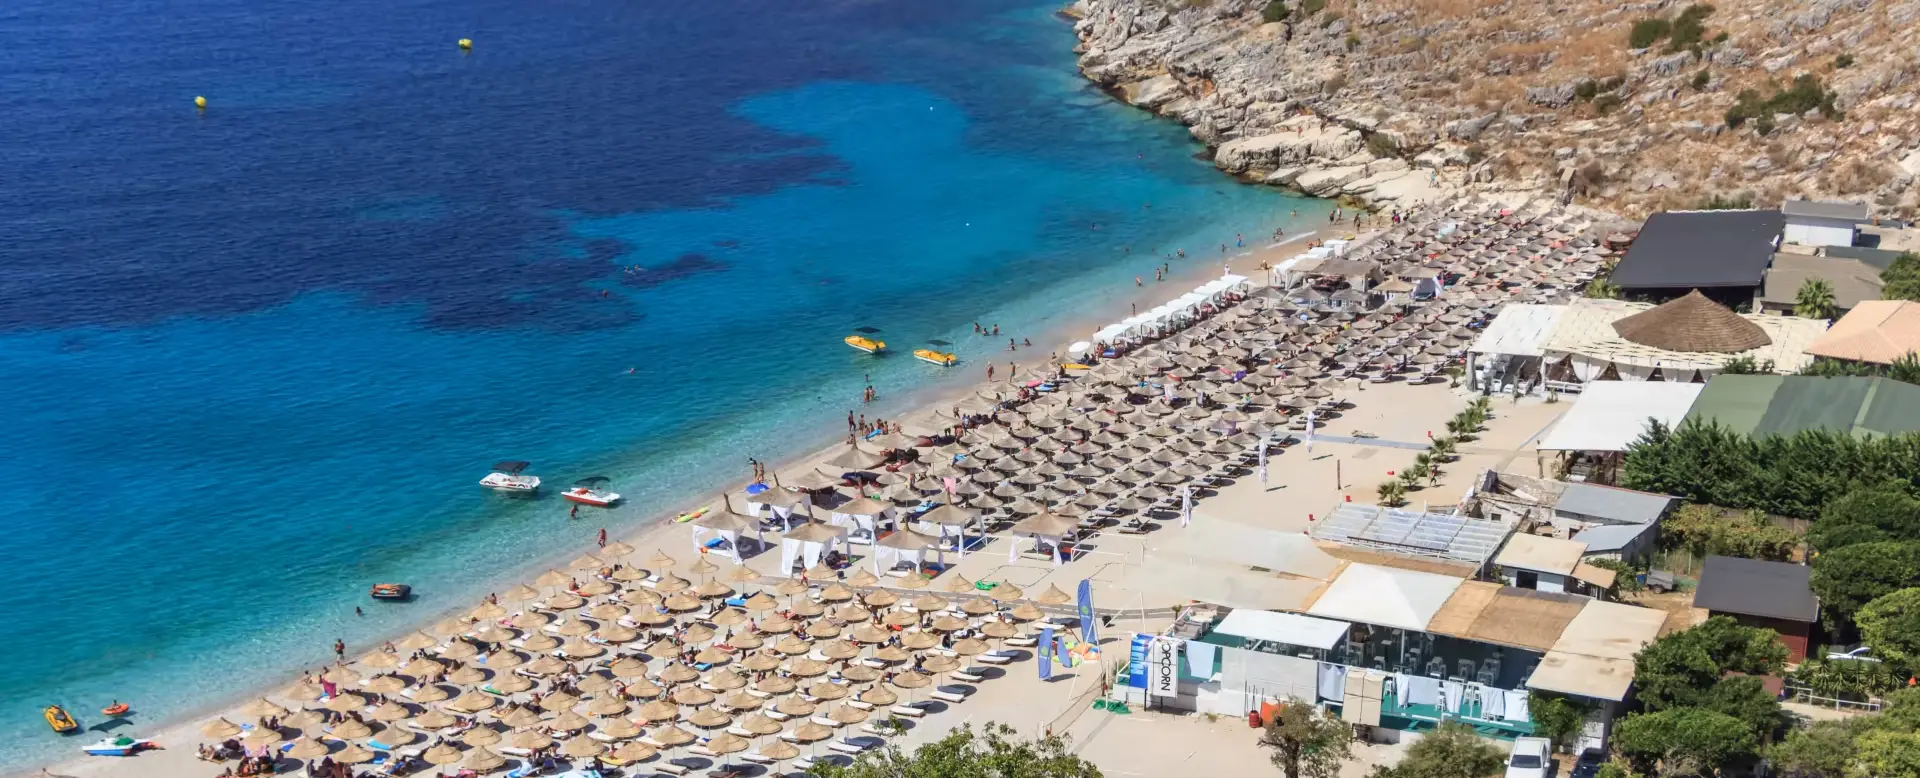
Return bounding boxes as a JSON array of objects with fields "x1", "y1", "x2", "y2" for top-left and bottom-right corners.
[{"x1": 1784, "y1": 217, "x2": 1856, "y2": 248}]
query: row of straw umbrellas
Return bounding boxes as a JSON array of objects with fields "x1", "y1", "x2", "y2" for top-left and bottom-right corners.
[
  {"x1": 208, "y1": 547, "x2": 1079, "y2": 776},
  {"x1": 748, "y1": 202, "x2": 1604, "y2": 549}
]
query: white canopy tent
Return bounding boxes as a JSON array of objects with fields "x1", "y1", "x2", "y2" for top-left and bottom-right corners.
[{"x1": 1535, "y1": 381, "x2": 1703, "y2": 453}]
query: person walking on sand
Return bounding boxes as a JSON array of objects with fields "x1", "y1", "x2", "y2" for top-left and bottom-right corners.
[
  {"x1": 597, "y1": 528, "x2": 607, "y2": 548},
  {"x1": 334, "y1": 639, "x2": 346, "y2": 662},
  {"x1": 987, "y1": 364, "x2": 995, "y2": 381},
  {"x1": 848, "y1": 411, "x2": 856, "y2": 433}
]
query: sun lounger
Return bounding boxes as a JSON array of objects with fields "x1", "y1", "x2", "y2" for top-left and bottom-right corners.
[
  {"x1": 951, "y1": 670, "x2": 985, "y2": 683},
  {"x1": 764, "y1": 708, "x2": 790, "y2": 721},
  {"x1": 810, "y1": 715, "x2": 839, "y2": 728},
  {"x1": 930, "y1": 690, "x2": 966, "y2": 704},
  {"x1": 888, "y1": 705, "x2": 926, "y2": 718},
  {"x1": 845, "y1": 700, "x2": 874, "y2": 711},
  {"x1": 1003, "y1": 636, "x2": 1036, "y2": 648},
  {"x1": 654, "y1": 763, "x2": 689, "y2": 776},
  {"x1": 741, "y1": 752, "x2": 775, "y2": 765},
  {"x1": 828, "y1": 740, "x2": 866, "y2": 754},
  {"x1": 689, "y1": 745, "x2": 717, "y2": 758},
  {"x1": 793, "y1": 757, "x2": 815, "y2": 772},
  {"x1": 976, "y1": 651, "x2": 1012, "y2": 665}
]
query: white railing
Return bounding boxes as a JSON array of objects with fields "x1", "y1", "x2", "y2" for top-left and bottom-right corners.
[{"x1": 1783, "y1": 683, "x2": 1883, "y2": 713}]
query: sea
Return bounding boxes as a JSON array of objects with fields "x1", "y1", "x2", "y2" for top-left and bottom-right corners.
[{"x1": 0, "y1": 0, "x2": 1325, "y2": 768}]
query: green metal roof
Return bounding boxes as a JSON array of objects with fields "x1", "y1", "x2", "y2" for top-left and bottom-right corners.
[{"x1": 1684, "y1": 375, "x2": 1920, "y2": 438}]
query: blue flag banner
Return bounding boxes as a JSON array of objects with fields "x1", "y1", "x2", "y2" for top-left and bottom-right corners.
[
  {"x1": 1076, "y1": 579, "x2": 1098, "y2": 646},
  {"x1": 1038, "y1": 627, "x2": 1055, "y2": 680},
  {"x1": 1128, "y1": 633, "x2": 1152, "y2": 688}
]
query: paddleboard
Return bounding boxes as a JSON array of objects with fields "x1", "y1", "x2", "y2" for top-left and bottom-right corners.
[{"x1": 674, "y1": 508, "x2": 710, "y2": 524}]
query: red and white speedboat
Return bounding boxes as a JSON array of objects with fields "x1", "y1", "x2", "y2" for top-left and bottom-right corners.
[
  {"x1": 563, "y1": 476, "x2": 621, "y2": 507},
  {"x1": 479, "y1": 460, "x2": 541, "y2": 493}
]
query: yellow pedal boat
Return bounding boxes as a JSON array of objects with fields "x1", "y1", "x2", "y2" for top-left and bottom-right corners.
[
  {"x1": 914, "y1": 349, "x2": 957, "y2": 366},
  {"x1": 845, "y1": 335, "x2": 886, "y2": 354}
]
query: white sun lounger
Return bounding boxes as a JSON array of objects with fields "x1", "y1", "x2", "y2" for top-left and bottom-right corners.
[
  {"x1": 930, "y1": 690, "x2": 966, "y2": 704},
  {"x1": 950, "y1": 670, "x2": 985, "y2": 683},
  {"x1": 888, "y1": 705, "x2": 926, "y2": 718},
  {"x1": 976, "y1": 653, "x2": 1012, "y2": 665},
  {"x1": 828, "y1": 740, "x2": 866, "y2": 754},
  {"x1": 654, "y1": 762, "x2": 688, "y2": 776}
]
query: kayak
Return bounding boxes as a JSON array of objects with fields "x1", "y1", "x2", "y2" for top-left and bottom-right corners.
[{"x1": 674, "y1": 508, "x2": 710, "y2": 524}]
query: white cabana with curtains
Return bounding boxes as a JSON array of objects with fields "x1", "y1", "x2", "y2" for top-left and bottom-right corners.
[
  {"x1": 873, "y1": 528, "x2": 941, "y2": 575},
  {"x1": 779, "y1": 522, "x2": 847, "y2": 574},
  {"x1": 689, "y1": 500, "x2": 765, "y2": 563},
  {"x1": 913, "y1": 503, "x2": 982, "y2": 560},
  {"x1": 830, "y1": 496, "x2": 894, "y2": 543},
  {"x1": 1007, "y1": 512, "x2": 1079, "y2": 567}
]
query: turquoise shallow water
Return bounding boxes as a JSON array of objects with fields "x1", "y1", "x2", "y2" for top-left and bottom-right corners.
[{"x1": 0, "y1": 0, "x2": 1325, "y2": 768}]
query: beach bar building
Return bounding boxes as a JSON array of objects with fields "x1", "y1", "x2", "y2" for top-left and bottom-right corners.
[
  {"x1": 1466, "y1": 294, "x2": 1827, "y2": 395},
  {"x1": 1146, "y1": 564, "x2": 1663, "y2": 750},
  {"x1": 1116, "y1": 519, "x2": 1665, "y2": 750}
]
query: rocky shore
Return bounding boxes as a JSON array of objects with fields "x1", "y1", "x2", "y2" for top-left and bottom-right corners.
[{"x1": 1064, "y1": 0, "x2": 1920, "y2": 218}]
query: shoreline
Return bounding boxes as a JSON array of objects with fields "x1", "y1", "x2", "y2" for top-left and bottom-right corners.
[{"x1": 22, "y1": 219, "x2": 1334, "y2": 778}]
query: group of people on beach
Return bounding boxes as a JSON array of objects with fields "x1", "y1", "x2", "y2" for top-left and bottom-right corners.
[{"x1": 847, "y1": 412, "x2": 899, "y2": 439}]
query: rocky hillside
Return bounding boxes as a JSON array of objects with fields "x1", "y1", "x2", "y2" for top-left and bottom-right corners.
[{"x1": 1066, "y1": 0, "x2": 1920, "y2": 218}]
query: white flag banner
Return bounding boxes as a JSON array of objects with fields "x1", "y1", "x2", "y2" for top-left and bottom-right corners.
[
  {"x1": 1305, "y1": 410, "x2": 1317, "y2": 453},
  {"x1": 1180, "y1": 485, "x2": 1193, "y2": 527},
  {"x1": 1147, "y1": 636, "x2": 1181, "y2": 699}
]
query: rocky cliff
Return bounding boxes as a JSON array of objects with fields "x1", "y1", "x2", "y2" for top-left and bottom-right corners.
[{"x1": 1066, "y1": 0, "x2": 1920, "y2": 217}]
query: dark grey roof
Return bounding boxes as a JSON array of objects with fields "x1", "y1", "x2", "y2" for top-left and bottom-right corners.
[
  {"x1": 1783, "y1": 199, "x2": 1870, "y2": 222},
  {"x1": 1554, "y1": 483, "x2": 1673, "y2": 525},
  {"x1": 1694, "y1": 555, "x2": 1820, "y2": 622},
  {"x1": 1825, "y1": 245, "x2": 1909, "y2": 271},
  {"x1": 1571, "y1": 523, "x2": 1656, "y2": 553},
  {"x1": 1610, "y1": 210, "x2": 1785, "y2": 289}
]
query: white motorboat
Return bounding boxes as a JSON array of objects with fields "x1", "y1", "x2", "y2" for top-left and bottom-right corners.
[
  {"x1": 563, "y1": 476, "x2": 621, "y2": 507},
  {"x1": 479, "y1": 460, "x2": 540, "y2": 493}
]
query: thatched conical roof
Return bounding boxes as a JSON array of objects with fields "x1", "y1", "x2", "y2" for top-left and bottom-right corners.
[{"x1": 1612, "y1": 291, "x2": 1771, "y2": 353}]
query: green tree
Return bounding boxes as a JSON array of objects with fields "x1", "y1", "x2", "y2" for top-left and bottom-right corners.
[
  {"x1": 1884, "y1": 252, "x2": 1920, "y2": 302},
  {"x1": 1527, "y1": 692, "x2": 1592, "y2": 750},
  {"x1": 1261, "y1": 0, "x2": 1292, "y2": 23},
  {"x1": 1368, "y1": 722, "x2": 1503, "y2": 778},
  {"x1": 1585, "y1": 276, "x2": 1624, "y2": 299},
  {"x1": 1857, "y1": 586, "x2": 1920, "y2": 663},
  {"x1": 1808, "y1": 485, "x2": 1920, "y2": 552},
  {"x1": 1610, "y1": 708, "x2": 1757, "y2": 777},
  {"x1": 811, "y1": 722, "x2": 1102, "y2": 778},
  {"x1": 1633, "y1": 617, "x2": 1785, "y2": 711},
  {"x1": 1767, "y1": 719, "x2": 1864, "y2": 778},
  {"x1": 1377, "y1": 479, "x2": 1407, "y2": 507},
  {"x1": 1699, "y1": 676, "x2": 1787, "y2": 742},
  {"x1": 1716, "y1": 355, "x2": 1775, "y2": 375},
  {"x1": 1810, "y1": 540, "x2": 1920, "y2": 630},
  {"x1": 1794, "y1": 278, "x2": 1838, "y2": 320},
  {"x1": 1659, "y1": 504, "x2": 1796, "y2": 562},
  {"x1": 1788, "y1": 656, "x2": 1904, "y2": 701},
  {"x1": 1853, "y1": 730, "x2": 1920, "y2": 778},
  {"x1": 1258, "y1": 700, "x2": 1352, "y2": 778}
]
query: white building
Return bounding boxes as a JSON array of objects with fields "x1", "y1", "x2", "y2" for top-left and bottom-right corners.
[{"x1": 1782, "y1": 199, "x2": 1868, "y2": 249}]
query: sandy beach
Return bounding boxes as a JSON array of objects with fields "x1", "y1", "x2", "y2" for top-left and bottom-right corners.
[{"x1": 31, "y1": 197, "x2": 1595, "y2": 778}]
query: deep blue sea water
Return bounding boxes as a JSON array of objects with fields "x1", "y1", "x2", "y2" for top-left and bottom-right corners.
[{"x1": 0, "y1": 0, "x2": 1324, "y2": 767}]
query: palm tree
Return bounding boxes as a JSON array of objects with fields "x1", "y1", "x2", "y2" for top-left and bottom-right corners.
[
  {"x1": 1795, "y1": 278, "x2": 1837, "y2": 320},
  {"x1": 1429, "y1": 437, "x2": 1456, "y2": 462},
  {"x1": 1583, "y1": 277, "x2": 1622, "y2": 300},
  {"x1": 1376, "y1": 480, "x2": 1406, "y2": 507}
]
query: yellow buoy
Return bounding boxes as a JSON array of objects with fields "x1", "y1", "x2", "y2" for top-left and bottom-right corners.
[
  {"x1": 194, "y1": 96, "x2": 207, "y2": 110},
  {"x1": 458, "y1": 38, "x2": 472, "y2": 50}
]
